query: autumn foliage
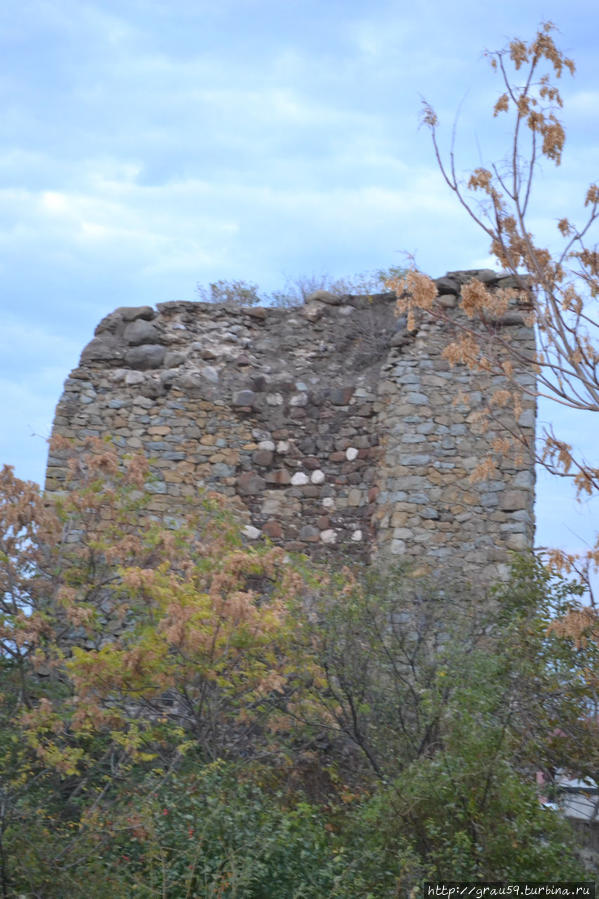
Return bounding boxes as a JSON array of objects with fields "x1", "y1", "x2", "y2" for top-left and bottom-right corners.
[
  {"x1": 396, "y1": 22, "x2": 599, "y2": 591},
  {"x1": 0, "y1": 442, "x2": 317, "y2": 894},
  {"x1": 0, "y1": 438, "x2": 598, "y2": 892}
]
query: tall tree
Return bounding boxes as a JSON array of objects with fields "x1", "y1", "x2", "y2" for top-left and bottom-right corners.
[{"x1": 392, "y1": 23, "x2": 598, "y2": 590}]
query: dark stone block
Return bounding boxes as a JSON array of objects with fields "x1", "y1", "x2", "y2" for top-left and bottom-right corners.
[
  {"x1": 116, "y1": 305, "x2": 156, "y2": 321},
  {"x1": 80, "y1": 336, "x2": 124, "y2": 364},
  {"x1": 124, "y1": 320, "x2": 163, "y2": 346},
  {"x1": 125, "y1": 345, "x2": 166, "y2": 370},
  {"x1": 329, "y1": 386, "x2": 354, "y2": 405},
  {"x1": 252, "y1": 449, "x2": 273, "y2": 467},
  {"x1": 233, "y1": 389, "x2": 257, "y2": 407},
  {"x1": 434, "y1": 276, "x2": 460, "y2": 295}
]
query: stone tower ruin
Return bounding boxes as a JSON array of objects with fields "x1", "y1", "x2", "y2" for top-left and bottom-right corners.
[{"x1": 45, "y1": 270, "x2": 536, "y2": 584}]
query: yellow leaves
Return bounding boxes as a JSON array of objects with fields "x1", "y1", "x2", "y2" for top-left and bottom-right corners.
[
  {"x1": 21, "y1": 696, "x2": 57, "y2": 732},
  {"x1": 442, "y1": 333, "x2": 479, "y2": 368},
  {"x1": 221, "y1": 590, "x2": 258, "y2": 626},
  {"x1": 392, "y1": 269, "x2": 437, "y2": 331},
  {"x1": 585, "y1": 183, "x2": 599, "y2": 207},
  {"x1": 111, "y1": 721, "x2": 147, "y2": 756},
  {"x1": 548, "y1": 606, "x2": 598, "y2": 649},
  {"x1": 121, "y1": 566, "x2": 158, "y2": 592},
  {"x1": 575, "y1": 250, "x2": 599, "y2": 286},
  {"x1": 559, "y1": 286, "x2": 583, "y2": 318},
  {"x1": 468, "y1": 167, "x2": 493, "y2": 192},
  {"x1": 420, "y1": 100, "x2": 438, "y2": 128},
  {"x1": 257, "y1": 671, "x2": 286, "y2": 695},
  {"x1": 39, "y1": 743, "x2": 84, "y2": 777},
  {"x1": 517, "y1": 95, "x2": 531, "y2": 117},
  {"x1": 483, "y1": 24, "x2": 574, "y2": 175},
  {"x1": 1, "y1": 445, "x2": 327, "y2": 799},
  {"x1": 493, "y1": 93, "x2": 509, "y2": 116},
  {"x1": 542, "y1": 436, "x2": 574, "y2": 475},
  {"x1": 539, "y1": 80, "x2": 563, "y2": 107},
  {"x1": 461, "y1": 279, "x2": 492, "y2": 318},
  {"x1": 138, "y1": 751, "x2": 157, "y2": 762},
  {"x1": 528, "y1": 22, "x2": 574, "y2": 77},
  {"x1": 104, "y1": 533, "x2": 143, "y2": 564},
  {"x1": 65, "y1": 602, "x2": 95, "y2": 629},
  {"x1": 541, "y1": 116, "x2": 565, "y2": 165},
  {"x1": 63, "y1": 531, "x2": 297, "y2": 744},
  {"x1": 19, "y1": 697, "x2": 87, "y2": 775},
  {"x1": 94, "y1": 451, "x2": 120, "y2": 477},
  {"x1": 574, "y1": 469, "x2": 598, "y2": 498},
  {"x1": 509, "y1": 38, "x2": 529, "y2": 70},
  {"x1": 125, "y1": 452, "x2": 150, "y2": 488},
  {"x1": 70, "y1": 697, "x2": 124, "y2": 734},
  {"x1": 526, "y1": 110, "x2": 543, "y2": 132}
]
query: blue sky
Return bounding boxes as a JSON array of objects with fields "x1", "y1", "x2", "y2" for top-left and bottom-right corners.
[{"x1": 1, "y1": 0, "x2": 598, "y2": 569}]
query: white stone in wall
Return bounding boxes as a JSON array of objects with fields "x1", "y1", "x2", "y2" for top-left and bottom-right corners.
[
  {"x1": 291, "y1": 472, "x2": 309, "y2": 486},
  {"x1": 290, "y1": 393, "x2": 308, "y2": 406},
  {"x1": 320, "y1": 529, "x2": 337, "y2": 544},
  {"x1": 311, "y1": 470, "x2": 325, "y2": 484},
  {"x1": 345, "y1": 447, "x2": 358, "y2": 461}
]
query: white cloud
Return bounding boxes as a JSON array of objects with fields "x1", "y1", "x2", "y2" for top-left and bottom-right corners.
[{"x1": 566, "y1": 89, "x2": 599, "y2": 115}]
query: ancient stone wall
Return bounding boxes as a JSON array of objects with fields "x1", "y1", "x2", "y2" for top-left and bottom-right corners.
[{"x1": 45, "y1": 270, "x2": 536, "y2": 584}]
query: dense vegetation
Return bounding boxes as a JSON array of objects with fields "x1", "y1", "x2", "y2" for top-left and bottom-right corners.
[{"x1": 0, "y1": 440, "x2": 597, "y2": 897}]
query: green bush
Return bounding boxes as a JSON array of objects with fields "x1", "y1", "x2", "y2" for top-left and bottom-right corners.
[{"x1": 7, "y1": 761, "x2": 347, "y2": 898}]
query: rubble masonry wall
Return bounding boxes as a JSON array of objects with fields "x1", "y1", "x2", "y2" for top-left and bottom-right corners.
[{"x1": 45, "y1": 270, "x2": 536, "y2": 584}]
